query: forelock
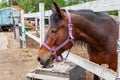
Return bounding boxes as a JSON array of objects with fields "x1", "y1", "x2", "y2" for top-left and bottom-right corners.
[{"x1": 50, "y1": 12, "x2": 61, "y2": 27}]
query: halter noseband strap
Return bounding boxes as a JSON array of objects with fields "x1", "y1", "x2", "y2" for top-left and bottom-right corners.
[{"x1": 42, "y1": 9, "x2": 75, "y2": 62}]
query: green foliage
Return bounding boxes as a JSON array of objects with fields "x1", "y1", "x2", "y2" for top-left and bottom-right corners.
[
  {"x1": 0, "y1": 0, "x2": 93, "y2": 12},
  {"x1": 0, "y1": 0, "x2": 66, "y2": 12},
  {"x1": 107, "y1": 11, "x2": 118, "y2": 16},
  {"x1": 0, "y1": 0, "x2": 9, "y2": 9},
  {"x1": 17, "y1": 0, "x2": 42, "y2": 12},
  {"x1": 45, "y1": 0, "x2": 66, "y2": 10}
]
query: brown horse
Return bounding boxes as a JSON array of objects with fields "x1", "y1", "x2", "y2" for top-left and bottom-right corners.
[{"x1": 37, "y1": 2, "x2": 118, "y2": 80}]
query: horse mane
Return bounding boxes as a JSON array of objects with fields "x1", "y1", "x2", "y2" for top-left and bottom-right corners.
[{"x1": 67, "y1": 9, "x2": 118, "y2": 47}]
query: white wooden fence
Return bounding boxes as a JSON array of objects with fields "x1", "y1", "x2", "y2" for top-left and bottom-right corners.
[
  {"x1": 45, "y1": 0, "x2": 120, "y2": 16},
  {"x1": 20, "y1": 0, "x2": 120, "y2": 79},
  {"x1": 20, "y1": 3, "x2": 45, "y2": 48}
]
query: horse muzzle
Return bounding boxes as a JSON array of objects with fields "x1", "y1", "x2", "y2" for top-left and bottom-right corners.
[{"x1": 37, "y1": 56, "x2": 51, "y2": 67}]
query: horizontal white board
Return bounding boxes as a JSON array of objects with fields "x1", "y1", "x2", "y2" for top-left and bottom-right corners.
[
  {"x1": 62, "y1": 51, "x2": 117, "y2": 80},
  {"x1": 25, "y1": 32, "x2": 40, "y2": 43},
  {"x1": 45, "y1": 0, "x2": 120, "y2": 16}
]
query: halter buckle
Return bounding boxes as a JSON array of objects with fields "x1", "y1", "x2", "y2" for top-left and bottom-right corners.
[
  {"x1": 68, "y1": 24, "x2": 72, "y2": 30},
  {"x1": 68, "y1": 23, "x2": 72, "y2": 26}
]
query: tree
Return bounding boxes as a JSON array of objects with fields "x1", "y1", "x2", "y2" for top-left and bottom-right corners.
[
  {"x1": 0, "y1": 0, "x2": 65, "y2": 12},
  {"x1": 0, "y1": 0, "x2": 9, "y2": 9},
  {"x1": 44, "y1": 0, "x2": 66, "y2": 10}
]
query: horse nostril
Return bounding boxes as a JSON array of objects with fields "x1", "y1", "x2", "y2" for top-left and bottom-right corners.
[
  {"x1": 37, "y1": 56, "x2": 41, "y2": 62},
  {"x1": 46, "y1": 58, "x2": 50, "y2": 65}
]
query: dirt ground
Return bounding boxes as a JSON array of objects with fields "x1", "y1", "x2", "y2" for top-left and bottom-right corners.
[
  {"x1": 0, "y1": 32, "x2": 39, "y2": 80},
  {"x1": 0, "y1": 32, "x2": 93, "y2": 80}
]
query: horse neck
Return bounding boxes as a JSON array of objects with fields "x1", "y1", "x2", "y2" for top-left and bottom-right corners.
[{"x1": 72, "y1": 15, "x2": 102, "y2": 49}]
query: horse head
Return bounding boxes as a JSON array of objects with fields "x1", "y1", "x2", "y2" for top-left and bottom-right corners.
[{"x1": 37, "y1": 2, "x2": 75, "y2": 66}]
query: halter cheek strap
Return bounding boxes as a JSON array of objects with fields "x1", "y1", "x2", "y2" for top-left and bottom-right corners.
[
  {"x1": 66, "y1": 9, "x2": 74, "y2": 40},
  {"x1": 42, "y1": 9, "x2": 75, "y2": 62}
]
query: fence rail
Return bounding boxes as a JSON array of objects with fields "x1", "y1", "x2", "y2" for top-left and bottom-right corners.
[{"x1": 20, "y1": 3, "x2": 45, "y2": 47}]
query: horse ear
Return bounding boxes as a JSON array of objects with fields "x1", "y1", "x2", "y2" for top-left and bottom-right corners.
[
  {"x1": 49, "y1": 4, "x2": 56, "y2": 12},
  {"x1": 50, "y1": 2, "x2": 61, "y2": 16}
]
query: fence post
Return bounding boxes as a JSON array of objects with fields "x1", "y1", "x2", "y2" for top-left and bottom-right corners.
[
  {"x1": 39, "y1": 3, "x2": 45, "y2": 47},
  {"x1": 21, "y1": 10, "x2": 26, "y2": 48},
  {"x1": 117, "y1": 10, "x2": 120, "y2": 80},
  {"x1": 35, "y1": 18, "x2": 38, "y2": 34},
  {"x1": 11, "y1": 12, "x2": 16, "y2": 39}
]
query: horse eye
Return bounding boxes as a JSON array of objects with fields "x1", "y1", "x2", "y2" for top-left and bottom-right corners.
[{"x1": 51, "y1": 30, "x2": 57, "y2": 34}]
